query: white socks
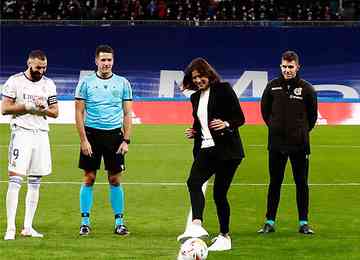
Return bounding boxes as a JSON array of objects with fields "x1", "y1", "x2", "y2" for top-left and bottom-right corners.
[
  {"x1": 6, "y1": 176, "x2": 41, "y2": 232},
  {"x1": 6, "y1": 176, "x2": 23, "y2": 231},
  {"x1": 24, "y1": 177, "x2": 41, "y2": 229}
]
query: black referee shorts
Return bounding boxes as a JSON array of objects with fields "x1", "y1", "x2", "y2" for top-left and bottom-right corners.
[{"x1": 79, "y1": 126, "x2": 125, "y2": 174}]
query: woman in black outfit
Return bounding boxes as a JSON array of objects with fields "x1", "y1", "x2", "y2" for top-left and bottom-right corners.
[{"x1": 177, "y1": 58, "x2": 245, "y2": 251}]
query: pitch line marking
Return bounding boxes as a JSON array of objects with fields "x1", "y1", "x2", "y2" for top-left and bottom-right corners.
[
  {"x1": 0, "y1": 181, "x2": 359, "y2": 186},
  {"x1": 1, "y1": 144, "x2": 360, "y2": 148}
]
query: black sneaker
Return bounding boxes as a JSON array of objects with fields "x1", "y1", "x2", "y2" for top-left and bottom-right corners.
[
  {"x1": 79, "y1": 224, "x2": 91, "y2": 236},
  {"x1": 299, "y1": 224, "x2": 314, "y2": 235},
  {"x1": 258, "y1": 223, "x2": 275, "y2": 234},
  {"x1": 114, "y1": 225, "x2": 129, "y2": 236}
]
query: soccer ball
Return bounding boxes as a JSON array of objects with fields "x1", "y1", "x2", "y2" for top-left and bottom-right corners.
[{"x1": 177, "y1": 238, "x2": 208, "y2": 260}]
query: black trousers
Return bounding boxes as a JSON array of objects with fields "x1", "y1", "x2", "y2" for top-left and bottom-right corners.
[
  {"x1": 265, "y1": 150, "x2": 309, "y2": 221},
  {"x1": 187, "y1": 147, "x2": 241, "y2": 234}
]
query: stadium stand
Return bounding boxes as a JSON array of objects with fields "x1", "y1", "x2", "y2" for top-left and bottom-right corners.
[{"x1": 1, "y1": 0, "x2": 360, "y2": 21}]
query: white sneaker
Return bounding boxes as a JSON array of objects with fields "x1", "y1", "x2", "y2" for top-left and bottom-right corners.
[
  {"x1": 20, "y1": 227, "x2": 44, "y2": 238},
  {"x1": 177, "y1": 224, "x2": 209, "y2": 242},
  {"x1": 4, "y1": 229, "x2": 16, "y2": 240},
  {"x1": 208, "y1": 234, "x2": 231, "y2": 251}
]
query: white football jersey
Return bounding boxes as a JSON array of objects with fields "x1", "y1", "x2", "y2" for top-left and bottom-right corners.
[{"x1": 2, "y1": 72, "x2": 57, "y2": 131}]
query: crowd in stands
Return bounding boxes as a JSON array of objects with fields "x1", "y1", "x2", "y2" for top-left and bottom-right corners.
[{"x1": 2, "y1": 0, "x2": 360, "y2": 21}]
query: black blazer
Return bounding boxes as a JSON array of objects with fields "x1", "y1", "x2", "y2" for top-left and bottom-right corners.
[{"x1": 190, "y1": 82, "x2": 245, "y2": 160}]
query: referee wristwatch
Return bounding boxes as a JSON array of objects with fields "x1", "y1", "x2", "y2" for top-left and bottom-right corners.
[{"x1": 123, "y1": 139, "x2": 130, "y2": 144}]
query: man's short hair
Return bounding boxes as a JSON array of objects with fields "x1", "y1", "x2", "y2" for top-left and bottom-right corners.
[
  {"x1": 96, "y1": 45, "x2": 114, "y2": 57},
  {"x1": 282, "y1": 50, "x2": 299, "y2": 64},
  {"x1": 28, "y1": 50, "x2": 47, "y2": 60}
]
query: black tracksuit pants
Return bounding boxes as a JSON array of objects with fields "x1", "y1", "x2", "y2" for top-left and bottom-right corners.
[
  {"x1": 186, "y1": 147, "x2": 241, "y2": 234},
  {"x1": 266, "y1": 150, "x2": 309, "y2": 221}
]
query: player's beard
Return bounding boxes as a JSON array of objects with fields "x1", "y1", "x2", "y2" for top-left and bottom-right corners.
[{"x1": 30, "y1": 67, "x2": 44, "y2": 82}]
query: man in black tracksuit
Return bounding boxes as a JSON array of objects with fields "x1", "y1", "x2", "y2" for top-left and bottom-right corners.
[{"x1": 258, "y1": 51, "x2": 318, "y2": 235}]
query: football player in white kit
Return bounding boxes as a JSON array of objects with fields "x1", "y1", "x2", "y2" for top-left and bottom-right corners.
[{"x1": 1, "y1": 50, "x2": 59, "y2": 240}]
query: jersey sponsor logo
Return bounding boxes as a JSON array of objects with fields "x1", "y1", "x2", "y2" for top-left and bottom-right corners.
[
  {"x1": 290, "y1": 95, "x2": 303, "y2": 100},
  {"x1": 294, "y1": 87, "x2": 302, "y2": 96},
  {"x1": 23, "y1": 93, "x2": 46, "y2": 103}
]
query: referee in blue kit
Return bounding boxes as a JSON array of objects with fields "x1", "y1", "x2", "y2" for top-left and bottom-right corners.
[{"x1": 75, "y1": 45, "x2": 133, "y2": 236}]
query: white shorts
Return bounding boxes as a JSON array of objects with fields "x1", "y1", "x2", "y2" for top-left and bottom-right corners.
[{"x1": 8, "y1": 126, "x2": 52, "y2": 176}]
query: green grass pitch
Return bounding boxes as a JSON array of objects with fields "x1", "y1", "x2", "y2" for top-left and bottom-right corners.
[{"x1": 0, "y1": 124, "x2": 359, "y2": 259}]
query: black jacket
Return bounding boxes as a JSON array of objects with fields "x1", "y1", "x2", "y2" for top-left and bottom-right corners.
[
  {"x1": 190, "y1": 82, "x2": 245, "y2": 160},
  {"x1": 261, "y1": 75, "x2": 318, "y2": 154}
]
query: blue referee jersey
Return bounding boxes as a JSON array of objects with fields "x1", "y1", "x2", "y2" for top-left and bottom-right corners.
[{"x1": 75, "y1": 72, "x2": 132, "y2": 130}]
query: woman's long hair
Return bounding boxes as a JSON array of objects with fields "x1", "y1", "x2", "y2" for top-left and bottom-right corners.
[{"x1": 182, "y1": 57, "x2": 221, "y2": 90}]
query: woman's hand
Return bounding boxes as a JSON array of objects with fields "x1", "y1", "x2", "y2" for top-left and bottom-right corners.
[
  {"x1": 185, "y1": 128, "x2": 196, "y2": 139},
  {"x1": 209, "y1": 119, "x2": 227, "y2": 131}
]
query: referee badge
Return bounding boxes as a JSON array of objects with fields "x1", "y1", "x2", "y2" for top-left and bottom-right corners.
[
  {"x1": 294, "y1": 87, "x2": 302, "y2": 96},
  {"x1": 112, "y1": 90, "x2": 120, "y2": 97}
]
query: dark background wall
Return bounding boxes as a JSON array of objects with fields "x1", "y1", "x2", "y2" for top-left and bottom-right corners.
[{"x1": 1, "y1": 25, "x2": 359, "y2": 99}]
